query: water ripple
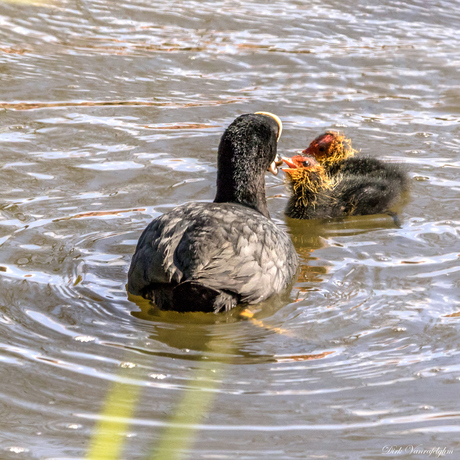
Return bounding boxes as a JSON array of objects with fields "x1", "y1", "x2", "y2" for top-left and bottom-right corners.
[{"x1": 1, "y1": 0, "x2": 460, "y2": 458}]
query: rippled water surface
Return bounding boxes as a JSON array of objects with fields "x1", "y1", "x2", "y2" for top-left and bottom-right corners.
[{"x1": 1, "y1": 0, "x2": 460, "y2": 458}]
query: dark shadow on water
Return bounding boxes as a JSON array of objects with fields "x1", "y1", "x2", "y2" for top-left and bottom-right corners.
[
  {"x1": 127, "y1": 275, "x2": 338, "y2": 365},
  {"x1": 286, "y1": 211, "x2": 404, "y2": 243}
]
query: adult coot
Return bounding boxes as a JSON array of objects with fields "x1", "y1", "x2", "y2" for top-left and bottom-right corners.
[
  {"x1": 283, "y1": 153, "x2": 408, "y2": 220},
  {"x1": 128, "y1": 113, "x2": 299, "y2": 313}
]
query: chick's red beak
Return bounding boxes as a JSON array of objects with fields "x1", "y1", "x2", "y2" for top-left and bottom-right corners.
[
  {"x1": 282, "y1": 157, "x2": 297, "y2": 169},
  {"x1": 281, "y1": 155, "x2": 311, "y2": 176},
  {"x1": 282, "y1": 155, "x2": 308, "y2": 169}
]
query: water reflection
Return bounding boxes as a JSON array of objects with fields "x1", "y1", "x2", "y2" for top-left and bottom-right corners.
[{"x1": 1, "y1": 0, "x2": 460, "y2": 457}]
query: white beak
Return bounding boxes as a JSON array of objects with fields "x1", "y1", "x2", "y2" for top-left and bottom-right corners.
[{"x1": 254, "y1": 112, "x2": 283, "y2": 141}]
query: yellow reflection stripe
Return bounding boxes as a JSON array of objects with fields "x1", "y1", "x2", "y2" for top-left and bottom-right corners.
[
  {"x1": 86, "y1": 376, "x2": 142, "y2": 460},
  {"x1": 149, "y1": 361, "x2": 226, "y2": 460}
]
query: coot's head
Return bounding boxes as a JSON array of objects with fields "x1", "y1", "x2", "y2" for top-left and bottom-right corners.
[
  {"x1": 282, "y1": 154, "x2": 332, "y2": 206},
  {"x1": 283, "y1": 154, "x2": 320, "y2": 171},
  {"x1": 214, "y1": 112, "x2": 283, "y2": 218},
  {"x1": 302, "y1": 132, "x2": 356, "y2": 167},
  {"x1": 282, "y1": 155, "x2": 324, "y2": 187}
]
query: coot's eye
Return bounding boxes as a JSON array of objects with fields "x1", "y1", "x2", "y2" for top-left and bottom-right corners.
[{"x1": 318, "y1": 146, "x2": 325, "y2": 153}]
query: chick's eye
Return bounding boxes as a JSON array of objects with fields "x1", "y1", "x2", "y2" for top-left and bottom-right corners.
[
  {"x1": 302, "y1": 160, "x2": 311, "y2": 167},
  {"x1": 318, "y1": 146, "x2": 325, "y2": 153}
]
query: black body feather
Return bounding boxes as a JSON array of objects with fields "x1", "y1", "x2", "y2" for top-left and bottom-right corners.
[{"x1": 128, "y1": 114, "x2": 299, "y2": 312}]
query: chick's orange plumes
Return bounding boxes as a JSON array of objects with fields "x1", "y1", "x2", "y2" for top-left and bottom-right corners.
[{"x1": 302, "y1": 132, "x2": 357, "y2": 168}]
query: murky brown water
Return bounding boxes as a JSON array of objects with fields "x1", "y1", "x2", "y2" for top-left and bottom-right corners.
[{"x1": 1, "y1": 0, "x2": 460, "y2": 459}]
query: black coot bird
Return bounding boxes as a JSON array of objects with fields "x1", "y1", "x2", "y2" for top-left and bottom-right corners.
[
  {"x1": 282, "y1": 131, "x2": 409, "y2": 220},
  {"x1": 128, "y1": 113, "x2": 299, "y2": 313},
  {"x1": 283, "y1": 153, "x2": 408, "y2": 220},
  {"x1": 302, "y1": 131, "x2": 409, "y2": 189}
]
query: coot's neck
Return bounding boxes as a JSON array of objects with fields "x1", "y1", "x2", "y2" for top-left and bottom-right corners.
[
  {"x1": 214, "y1": 164, "x2": 270, "y2": 218},
  {"x1": 213, "y1": 114, "x2": 279, "y2": 219}
]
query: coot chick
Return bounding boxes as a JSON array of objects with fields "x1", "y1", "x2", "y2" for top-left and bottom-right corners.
[
  {"x1": 128, "y1": 113, "x2": 299, "y2": 313},
  {"x1": 283, "y1": 155, "x2": 407, "y2": 220},
  {"x1": 302, "y1": 132, "x2": 409, "y2": 190}
]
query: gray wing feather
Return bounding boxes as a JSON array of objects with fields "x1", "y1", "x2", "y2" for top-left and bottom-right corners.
[{"x1": 128, "y1": 202, "x2": 298, "y2": 303}]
